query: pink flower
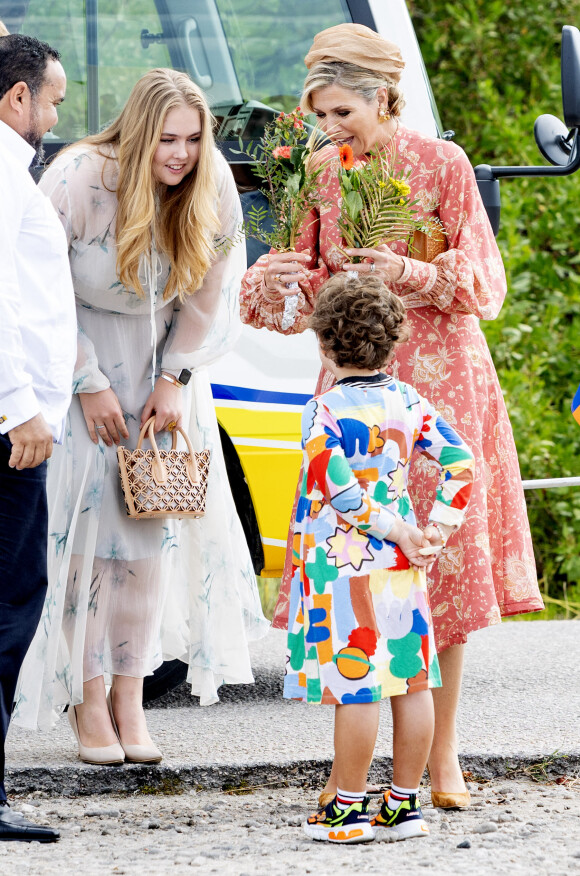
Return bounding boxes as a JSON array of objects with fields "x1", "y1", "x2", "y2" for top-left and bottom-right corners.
[{"x1": 272, "y1": 145, "x2": 291, "y2": 159}]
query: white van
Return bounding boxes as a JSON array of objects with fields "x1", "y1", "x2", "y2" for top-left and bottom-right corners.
[{"x1": 1, "y1": 0, "x2": 445, "y2": 578}]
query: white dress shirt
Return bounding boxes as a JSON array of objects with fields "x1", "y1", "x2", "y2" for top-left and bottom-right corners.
[{"x1": 0, "y1": 121, "x2": 76, "y2": 442}]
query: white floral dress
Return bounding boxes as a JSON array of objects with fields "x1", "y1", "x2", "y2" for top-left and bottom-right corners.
[{"x1": 14, "y1": 145, "x2": 269, "y2": 730}]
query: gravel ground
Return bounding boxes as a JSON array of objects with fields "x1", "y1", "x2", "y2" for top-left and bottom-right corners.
[{"x1": 1, "y1": 776, "x2": 579, "y2": 875}]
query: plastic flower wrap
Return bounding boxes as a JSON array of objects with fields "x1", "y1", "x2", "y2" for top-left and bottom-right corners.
[
  {"x1": 337, "y1": 144, "x2": 421, "y2": 262},
  {"x1": 239, "y1": 107, "x2": 329, "y2": 328}
]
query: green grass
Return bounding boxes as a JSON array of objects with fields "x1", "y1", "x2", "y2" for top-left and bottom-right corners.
[{"x1": 256, "y1": 577, "x2": 282, "y2": 621}]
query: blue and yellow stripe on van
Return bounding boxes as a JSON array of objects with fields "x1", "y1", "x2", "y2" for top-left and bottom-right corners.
[{"x1": 212, "y1": 384, "x2": 309, "y2": 575}]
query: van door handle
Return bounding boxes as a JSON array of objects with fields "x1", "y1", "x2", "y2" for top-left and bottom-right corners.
[{"x1": 180, "y1": 18, "x2": 212, "y2": 89}]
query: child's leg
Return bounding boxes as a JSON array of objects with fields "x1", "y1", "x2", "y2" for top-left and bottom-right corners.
[
  {"x1": 320, "y1": 691, "x2": 433, "y2": 802},
  {"x1": 371, "y1": 690, "x2": 434, "y2": 840},
  {"x1": 391, "y1": 689, "x2": 434, "y2": 787},
  {"x1": 304, "y1": 702, "x2": 379, "y2": 844},
  {"x1": 333, "y1": 701, "x2": 380, "y2": 790}
]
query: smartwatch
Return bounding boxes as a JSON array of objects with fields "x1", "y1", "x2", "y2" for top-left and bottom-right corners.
[
  {"x1": 177, "y1": 368, "x2": 192, "y2": 386},
  {"x1": 160, "y1": 368, "x2": 193, "y2": 388}
]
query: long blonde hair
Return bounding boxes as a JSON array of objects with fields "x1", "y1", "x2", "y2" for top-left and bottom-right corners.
[{"x1": 83, "y1": 68, "x2": 220, "y2": 301}]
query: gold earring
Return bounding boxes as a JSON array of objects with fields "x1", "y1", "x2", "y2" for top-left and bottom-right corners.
[{"x1": 378, "y1": 106, "x2": 391, "y2": 123}]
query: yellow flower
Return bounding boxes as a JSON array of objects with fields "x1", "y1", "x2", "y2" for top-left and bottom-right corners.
[{"x1": 389, "y1": 177, "x2": 411, "y2": 198}]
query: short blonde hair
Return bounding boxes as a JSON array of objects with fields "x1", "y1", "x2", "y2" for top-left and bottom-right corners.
[
  {"x1": 301, "y1": 61, "x2": 405, "y2": 118},
  {"x1": 78, "y1": 68, "x2": 220, "y2": 301}
]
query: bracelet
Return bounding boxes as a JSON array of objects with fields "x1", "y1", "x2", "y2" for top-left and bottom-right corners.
[
  {"x1": 160, "y1": 372, "x2": 182, "y2": 388},
  {"x1": 432, "y1": 522, "x2": 449, "y2": 546}
]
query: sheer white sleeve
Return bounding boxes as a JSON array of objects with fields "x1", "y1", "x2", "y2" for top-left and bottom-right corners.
[{"x1": 40, "y1": 155, "x2": 111, "y2": 394}]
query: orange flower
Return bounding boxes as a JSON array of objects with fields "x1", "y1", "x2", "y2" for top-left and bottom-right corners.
[
  {"x1": 339, "y1": 143, "x2": 354, "y2": 170},
  {"x1": 272, "y1": 145, "x2": 291, "y2": 159}
]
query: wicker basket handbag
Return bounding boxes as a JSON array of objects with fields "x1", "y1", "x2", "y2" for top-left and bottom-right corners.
[
  {"x1": 412, "y1": 217, "x2": 448, "y2": 262},
  {"x1": 117, "y1": 416, "x2": 210, "y2": 519}
]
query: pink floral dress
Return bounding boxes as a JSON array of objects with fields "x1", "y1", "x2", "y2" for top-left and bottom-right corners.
[{"x1": 241, "y1": 124, "x2": 543, "y2": 650}]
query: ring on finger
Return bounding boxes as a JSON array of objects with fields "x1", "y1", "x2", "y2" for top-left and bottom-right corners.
[
  {"x1": 95, "y1": 424, "x2": 106, "y2": 430},
  {"x1": 167, "y1": 421, "x2": 177, "y2": 432},
  {"x1": 274, "y1": 273, "x2": 282, "y2": 282},
  {"x1": 369, "y1": 262, "x2": 376, "y2": 272}
]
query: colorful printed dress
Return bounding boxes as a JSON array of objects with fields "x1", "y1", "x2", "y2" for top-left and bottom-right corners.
[
  {"x1": 14, "y1": 144, "x2": 269, "y2": 731},
  {"x1": 242, "y1": 124, "x2": 544, "y2": 651},
  {"x1": 285, "y1": 373, "x2": 474, "y2": 704}
]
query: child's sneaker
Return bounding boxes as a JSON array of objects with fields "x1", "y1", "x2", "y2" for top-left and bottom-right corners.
[
  {"x1": 371, "y1": 793, "x2": 429, "y2": 840},
  {"x1": 303, "y1": 795, "x2": 375, "y2": 844}
]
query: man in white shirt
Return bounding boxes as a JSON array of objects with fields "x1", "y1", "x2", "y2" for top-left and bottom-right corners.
[{"x1": 0, "y1": 34, "x2": 76, "y2": 843}]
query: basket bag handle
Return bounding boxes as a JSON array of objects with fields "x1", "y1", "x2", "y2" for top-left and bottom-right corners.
[{"x1": 136, "y1": 416, "x2": 199, "y2": 486}]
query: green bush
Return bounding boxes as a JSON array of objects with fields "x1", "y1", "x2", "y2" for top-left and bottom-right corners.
[{"x1": 409, "y1": 0, "x2": 580, "y2": 611}]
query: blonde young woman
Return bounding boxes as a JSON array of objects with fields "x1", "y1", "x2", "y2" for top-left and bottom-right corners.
[
  {"x1": 241, "y1": 24, "x2": 543, "y2": 808},
  {"x1": 14, "y1": 68, "x2": 268, "y2": 761}
]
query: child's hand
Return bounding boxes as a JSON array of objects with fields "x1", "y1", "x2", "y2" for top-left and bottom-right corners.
[{"x1": 388, "y1": 519, "x2": 435, "y2": 569}]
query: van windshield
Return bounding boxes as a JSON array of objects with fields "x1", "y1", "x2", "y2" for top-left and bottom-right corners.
[{"x1": 0, "y1": 0, "x2": 351, "y2": 144}]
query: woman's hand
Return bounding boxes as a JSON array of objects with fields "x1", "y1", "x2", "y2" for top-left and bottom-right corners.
[
  {"x1": 388, "y1": 518, "x2": 434, "y2": 569},
  {"x1": 79, "y1": 388, "x2": 130, "y2": 447},
  {"x1": 424, "y1": 522, "x2": 455, "y2": 548},
  {"x1": 342, "y1": 245, "x2": 405, "y2": 283},
  {"x1": 263, "y1": 251, "x2": 311, "y2": 296},
  {"x1": 140, "y1": 377, "x2": 183, "y2": 434}
]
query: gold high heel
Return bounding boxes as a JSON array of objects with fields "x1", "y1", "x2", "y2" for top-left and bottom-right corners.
[
  {"x1": 427, "y1": 765, "x2": 471, "y2": 809},
  {"x1": 317, "y1": 792, "x2": 335, "y2": 809},
  {"x1": 431, "y1": 789, "x2": 471, "y2": 809}
]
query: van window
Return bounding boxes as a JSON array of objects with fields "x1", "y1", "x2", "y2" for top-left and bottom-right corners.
[
  {"x1": 216, "y1": 0, "x2": 351, "y2": 112},
  {"x1": 0, "y1": 0, "x2": 350, "y2": 145}
]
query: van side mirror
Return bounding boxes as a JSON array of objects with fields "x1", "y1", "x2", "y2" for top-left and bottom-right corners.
[
  {"x1": 562, "y1": 25, "x2": 580, "y2": 128},
  {"x1": 535, "y1": 26, "x2": 580, "y2": 166},
  {"x1": 476, "y1": 25, "x2": 580, "y2": 235}
]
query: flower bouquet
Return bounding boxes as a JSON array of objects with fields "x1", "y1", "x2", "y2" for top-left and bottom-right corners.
[
  {"x1": 336, "y1": 143, "x2": 427, "y2": 267},
  {"x1": 240, "y1": 107, "x2": 329, "y2": 329}
]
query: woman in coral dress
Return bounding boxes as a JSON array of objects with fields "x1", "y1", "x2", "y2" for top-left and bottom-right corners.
[{"x1": 241, "y1": 23, "x2": 543, "y2": 807}]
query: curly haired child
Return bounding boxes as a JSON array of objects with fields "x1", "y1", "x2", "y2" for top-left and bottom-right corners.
[{"x1": 284, "y1": 273, "x2": 475, "y2": 843}]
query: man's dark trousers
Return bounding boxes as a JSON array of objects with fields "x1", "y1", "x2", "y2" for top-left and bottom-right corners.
[{"x1": 0, "y1": 433, "x2": 48, "y2": 801}]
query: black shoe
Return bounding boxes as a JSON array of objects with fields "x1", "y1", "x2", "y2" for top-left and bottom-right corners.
[{"x1": 0, "y1": 801, "x2": 60, "y2": 842}]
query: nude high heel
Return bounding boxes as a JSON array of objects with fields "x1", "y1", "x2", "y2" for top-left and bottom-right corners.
[
  {"x1": 67, "y1": 705, "x2": 125, "y2": 765},
  {"x1": 107, "y1": 692, "x2": 162, "y2": 764}
]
